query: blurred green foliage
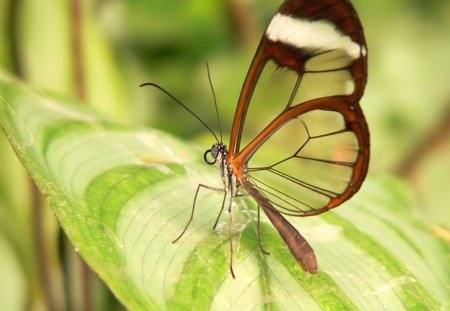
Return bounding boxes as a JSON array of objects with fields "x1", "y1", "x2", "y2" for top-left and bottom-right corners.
[{"x1": 0, "y1": 0, "x2": 449, "y2": 310}]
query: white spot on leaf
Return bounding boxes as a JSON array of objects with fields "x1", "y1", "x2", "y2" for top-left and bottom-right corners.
[
  {"x1": 374, "y1": 276, "x2": 417, "y2": 294},
  {"x1": 302, "y1": 223, "x2": 343, "y2": 242}
]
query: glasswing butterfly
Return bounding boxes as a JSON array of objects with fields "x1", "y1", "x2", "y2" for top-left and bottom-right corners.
[{"x1": 144, "y1": 0, "x2": 369, "y2": 277}]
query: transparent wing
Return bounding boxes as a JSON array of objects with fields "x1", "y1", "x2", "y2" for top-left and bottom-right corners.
[
  {"x1": 244, "y1": 104, "x2": 368, "y2": 216},
  {"x1": 230, "y1": 0, "x2": 369, "y2": 215}
]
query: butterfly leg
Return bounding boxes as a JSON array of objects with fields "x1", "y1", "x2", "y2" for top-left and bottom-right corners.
[
  {"x1": 256, "y1": 205, "x2": 270, "y2": 255},
  {"x1": 228, "y1": 196, "x2": 236, "y2": 279},
  {"x1": 212, "y1": 192, "x2": 227, "y2": 229},
  {"x1": 243, "y1": 180, "x2": 318, "y2": 274},
  {"x1": 172, "y1": 183, "x2": 224, "y2": 243}
]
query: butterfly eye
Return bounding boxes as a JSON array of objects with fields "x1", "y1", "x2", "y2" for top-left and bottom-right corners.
[{"x1": 204, "y1": 146, "x2": 218, "y2": 164}]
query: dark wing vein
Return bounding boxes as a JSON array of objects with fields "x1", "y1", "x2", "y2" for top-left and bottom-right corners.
[
  {"x1": 294, "y1": 155, "x2": 354, "y2": 167},
  {"x1": 268, "y1": 167, "x2": 340, "y2": 198},
  {"x1": 249, "y1": 175, "x2": 317, "y2": 215},
  {"x1": 286, "y1": 74, "x2": 303, "y2": 109}
]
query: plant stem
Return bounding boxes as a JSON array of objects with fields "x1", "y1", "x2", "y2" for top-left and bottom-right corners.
[
  {"x1": 9, "y1": 1, "x2": 61, "y2": 310},
  {"x1": 225, "y1": 0, "x2": 258, "y2": 47},
  {"x1": 71, "y1": 0, "x2": 93, "y2": 310},
  {"x1": 30, "y1": 180, "x2": 60, "y2": 311},
  {"x1": 72, "y1": 0, "x2": 86, "y2": 100},
  {"x1": 397, "y1": 100, "x2": 450, "y2": 178}
]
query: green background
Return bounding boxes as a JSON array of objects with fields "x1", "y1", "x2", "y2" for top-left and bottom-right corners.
[{"x1": 0, "y1": 0, "x2": 449, "y2": 310}]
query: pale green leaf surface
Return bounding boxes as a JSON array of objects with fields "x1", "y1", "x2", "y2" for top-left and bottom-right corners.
[{"x1": 0, "y1": 75, "x2": 448, "y2": 310}]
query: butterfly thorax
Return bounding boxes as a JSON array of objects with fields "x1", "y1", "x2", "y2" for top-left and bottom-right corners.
[{"x1": 205, "y1": 143, "x2": 239, "y2": 197}]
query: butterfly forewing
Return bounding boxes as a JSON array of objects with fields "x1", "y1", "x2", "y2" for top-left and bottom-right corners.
[{"x1": 229, "y1": 0, "x2": 369, "y2": 216}]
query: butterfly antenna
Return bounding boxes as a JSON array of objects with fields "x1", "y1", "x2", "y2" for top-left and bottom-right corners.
[
  {"x1": 205, "y1": 61, "x2": 223, "y2": 143},
  {"x1": 140, "y1": 82, "x2": 219, "y2": 143}
]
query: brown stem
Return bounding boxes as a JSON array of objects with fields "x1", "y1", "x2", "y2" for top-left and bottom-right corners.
[
  {"x1": 225, "y1": 0, "x2": 258, "y2": 47},
  {"x1": 72, "y1": 0, "x2": 86, "y2": 100},
  {"x1": 397, "y1": 101, "x2": 450, "y2": 178},
  {"x1": 8, "y1": 0, "x2": 23, "y2": 76},
  {"x1": 71, "y1": 0, "x2": 93, "y2": 310},
  {"x1": 9, "y1": 1, "x2": 61, "y2": 310},
  {"x1": 30, "y1": 181, "x2": 60, "y2": 311}
]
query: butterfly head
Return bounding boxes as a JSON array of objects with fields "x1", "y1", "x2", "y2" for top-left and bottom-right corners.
[{"x1": 204, "y1": 143, "x2": 228, "y2": 165}]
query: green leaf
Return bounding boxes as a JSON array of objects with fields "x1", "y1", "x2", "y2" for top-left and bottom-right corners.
[{"x1": 0, "y1": 74, "x2": 448, "y2": 310}]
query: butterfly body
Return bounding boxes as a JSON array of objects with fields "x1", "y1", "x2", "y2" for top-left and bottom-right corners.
[{"x1": 205, "y1": 143, "x2": 239, "y2": 199}]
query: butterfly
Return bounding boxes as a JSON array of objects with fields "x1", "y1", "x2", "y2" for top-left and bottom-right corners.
[{"x1": 147, "y1": 0, "x2": 369, "y2": 277}]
